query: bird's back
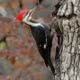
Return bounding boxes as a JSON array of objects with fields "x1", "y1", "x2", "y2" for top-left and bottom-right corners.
[{"x1": 30, "y1": 25, "x2": 46, "y2": 45}]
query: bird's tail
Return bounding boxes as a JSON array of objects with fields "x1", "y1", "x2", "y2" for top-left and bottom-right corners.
[{"x1": 48, "y1": 58, "x2": 55, "y2": 75}]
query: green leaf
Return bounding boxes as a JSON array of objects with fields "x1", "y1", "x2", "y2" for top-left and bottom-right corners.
[{"x1": 0, "y1": 42, "x2": 6, "y2": 49}]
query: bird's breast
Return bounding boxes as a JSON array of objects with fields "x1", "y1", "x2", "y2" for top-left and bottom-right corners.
[{"x1": 31, "y1": 26, "x2": 46, "y2": 44}]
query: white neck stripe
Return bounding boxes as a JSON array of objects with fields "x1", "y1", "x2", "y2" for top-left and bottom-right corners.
[
  {"x1": 22, "y1": 16, "x2": 44, "y2": 28},
  {"x1": 25, "y1": 21, "x2": 44, "y2": 28}
]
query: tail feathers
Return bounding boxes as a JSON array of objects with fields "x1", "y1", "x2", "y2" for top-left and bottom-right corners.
[
  {"x1": 48, "y1": 58, "x2": 55, "y2": 75},
  {"x1": 42, "y1": 55, "x2": 55, "y2": 75}
]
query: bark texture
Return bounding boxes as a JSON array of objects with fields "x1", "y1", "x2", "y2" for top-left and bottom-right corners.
[{"x1": 51, "y1": 0, "x2": 80, "y2": 80}]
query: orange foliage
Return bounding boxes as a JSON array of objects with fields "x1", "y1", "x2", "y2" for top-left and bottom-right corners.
[
  {"x1": 27, "y1": 38, "x2": 33, "y2": 43},
  {"x1": 21, "y1": 47, "x2": 28, "y2": 55},
  {"x1": 5, "y1": 51, "x2": 11, "y2": 59},
  {"x1": 14, "y1": 62, "x2": 24, "y2": 68},
  {"x1": 15, "y1": 71, "x2": 22, "y2": 80},
  {"x1": 28, "y1": 69, "x2": 33, "y2": 74},
  {"x1": 17, "y1": 41, "x2": 25, "y2": 48},
  {"x1": 4, "y1": 25, "x2": 10, "y2": 33},
  {"x1": 0, "y1": 75, "x2": 3, "y2": 80},
  {"x1": 33, "y1": 73, "x2": 44, "y2": 80},
  {"x1": 39, "y1": 7, "x2": 44, "y2": 12},
  {"x1": 14, "y1": 62, "x2": 31, "y2": 69},
  {"x1": 9, "y1": 55, "x2": 16, "y2": 64},
  {"x1": 32, "y1": 0, "x2": 37, "y2": 4},
  {"x1": 40, "y1": 61, "x2": 45, "y2": 66}
]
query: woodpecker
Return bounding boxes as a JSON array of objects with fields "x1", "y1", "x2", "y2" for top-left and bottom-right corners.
[{"x1": 15, "y1": 8, "x2": 55, "y2": 75}]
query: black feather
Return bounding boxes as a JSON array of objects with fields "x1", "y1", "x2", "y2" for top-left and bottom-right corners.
[{"x1": 29, "y1": 22, "x2": 55, "y2": 75}]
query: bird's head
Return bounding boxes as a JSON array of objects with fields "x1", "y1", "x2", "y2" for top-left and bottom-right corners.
[
  {"x1": 15, "y1": 7, "x2": 37, "y2": 22},
  {"x1": 15, "y1": 9, "x2": 29, "y2": 21}
]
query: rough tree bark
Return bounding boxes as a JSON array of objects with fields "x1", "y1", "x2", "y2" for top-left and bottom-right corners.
[{"x1": 51, "y1": 0, "x2": 80, "y2": 80}]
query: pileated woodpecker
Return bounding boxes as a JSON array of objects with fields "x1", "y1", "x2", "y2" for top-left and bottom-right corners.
[{"x1": 15, "y1": 8, "x2": 55, "y2": 75}]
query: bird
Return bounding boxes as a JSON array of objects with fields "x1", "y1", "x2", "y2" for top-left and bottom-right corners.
[{"x1": 15, "y1": 8, "x2": 55, "y2": 75}]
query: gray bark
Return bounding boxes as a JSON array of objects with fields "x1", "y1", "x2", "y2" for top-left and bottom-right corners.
[{"x1": 51, "y1": 0, "x2": 80, "y2": 80}]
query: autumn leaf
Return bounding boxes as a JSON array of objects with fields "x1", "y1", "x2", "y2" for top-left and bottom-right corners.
[
  {"x1": 9, "y1": 55, "x2": 16, "y2": 65},
  {"x1": 28, "y1": 38, "x2": 33, "y2": 43},
  {"x1": 40, "y1": 61, "x2": 45, "y2": 66},
  {"x1": 33, "y1": 73, "x2": 44, "y2": 80},
  {"x1": 13, "y1": 62, "x2": 22, "y2": 68},
  {"x1": 32, "y1": 0, "x2": 37, "y2": 4},
  {"x1": 21, "y1": 48, "x2": 27, "y2": 55},
  {"x1": 4, "y1": 26, "x2": 10, "y2": 33},
  {"x1": 40, "y1": 7, "x2": 44, "y2": 11}
]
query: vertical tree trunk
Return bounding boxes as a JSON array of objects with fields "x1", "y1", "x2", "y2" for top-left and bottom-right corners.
[{"x1": 51, "y1": 0, "x2": 80, "y2": 80}]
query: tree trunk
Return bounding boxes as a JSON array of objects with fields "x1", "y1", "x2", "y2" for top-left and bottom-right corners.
[{"x1": 51, "y1": 0, "x2": 80, "y2": 80}]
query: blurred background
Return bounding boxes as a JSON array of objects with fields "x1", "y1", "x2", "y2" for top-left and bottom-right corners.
[{"x1": 0, "y1": 0, "x2": 58, "y2": 80}]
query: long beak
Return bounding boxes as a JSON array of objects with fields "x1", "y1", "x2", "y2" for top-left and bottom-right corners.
[
  {"x1": 28, "y1": 7, "x2": 37, "y2": 18},
  {"x1": 30, "y1": 7, "x2": 37, "y2": 13}
]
